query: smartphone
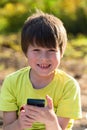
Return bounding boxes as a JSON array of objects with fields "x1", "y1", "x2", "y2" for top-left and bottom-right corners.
[{"x1": 27, "y1": 98, "x2": 45, "y2": 107}]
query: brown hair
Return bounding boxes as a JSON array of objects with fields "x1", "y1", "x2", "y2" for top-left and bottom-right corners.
[{"x1": 21, "y1": 11, "x2": 67, "y2": 55}]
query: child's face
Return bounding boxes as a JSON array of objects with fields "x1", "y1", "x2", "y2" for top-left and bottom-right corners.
[{"x1": 26, "y1": 45, "x2": 61, "y2": 77}]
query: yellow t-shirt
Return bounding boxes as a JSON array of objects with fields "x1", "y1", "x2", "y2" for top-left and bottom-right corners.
[{"x1": 0, "y1": 67, "x2": 82, "y2": 130}]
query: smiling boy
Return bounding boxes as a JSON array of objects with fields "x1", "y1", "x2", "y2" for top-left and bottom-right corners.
[{"x1": 0, "y1": 11, "x2": 82, "y2": 130}]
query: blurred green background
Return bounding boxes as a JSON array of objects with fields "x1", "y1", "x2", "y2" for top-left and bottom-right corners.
[
  {"x1": 0, "y1": 0, "x2": 87, "y2": 77},
  {"x1": 0, "y1": 0, "x2": 87, "y2": 78},
  {"x1": 0, "y1": 0, "x2": 87, "y2": 60},
  {"x1": 0, "y1": 0, "x2": 87, "y2": 35},
  {"x1": 0, "y1": 1, "x2": 87, "y2": 130}
]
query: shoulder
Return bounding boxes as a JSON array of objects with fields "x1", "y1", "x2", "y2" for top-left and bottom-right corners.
[
  {"x1": 6, "y1": 66, "x2": 30, "y2": 80},
  {"x1": 2, "y1": 67, "x2": 31, "y2": 89},
  {"x1": 55, "y1": 69, "x2": 78, "y2": 82},
  {"x1": 55, "y1": 69, "x2": 80, "y2": 91}
]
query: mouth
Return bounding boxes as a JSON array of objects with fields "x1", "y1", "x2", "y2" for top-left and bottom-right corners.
[{"x1": 37, "y1": 64, "x2": 51, "y2": 69}]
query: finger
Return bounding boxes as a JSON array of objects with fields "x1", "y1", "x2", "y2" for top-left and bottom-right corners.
[
  {"x1": 46, "y1": 95, "x2": 53, "y2": 109},
  {"x1": 19, "y1": 113, "x2": 35, "y2": 128},
  {"x1": 26, "y1": 105, "x2": 42, "y2": 113},
  {"x1": 20, "y1": 109, "x2": 26, "y2": 117}
]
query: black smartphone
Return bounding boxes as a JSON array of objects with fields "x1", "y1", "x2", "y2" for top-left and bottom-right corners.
[{"x1": 27, "y1": 98, "x2": 45, "y2": 107}]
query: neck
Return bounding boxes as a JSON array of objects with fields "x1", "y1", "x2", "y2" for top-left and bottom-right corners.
[{"x1": 29, "y1": 69, "x2": 55, "y2": 89}]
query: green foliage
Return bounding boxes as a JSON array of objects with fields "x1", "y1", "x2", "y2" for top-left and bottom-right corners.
[
  {"x1": 0, "y1": 0, "x2": 87, "y2": 34},
  {"x1": 64, "y1": 35, "x2": 87, "y2": 59},
  {"x1": 0, "y1": 0, "x2": 87, "y2": 61},
  {"x1": 0, "y1": 2, "x2": 28, "y2": 33},
  {"x1": 0, "y1": 17, "x2": 9, "y2": 33},
  {"x1": 0, "y1": 33, "x2": 21, "y2": 51}
]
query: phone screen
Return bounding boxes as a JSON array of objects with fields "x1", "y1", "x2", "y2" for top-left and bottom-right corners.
[{"x1": 27, "y1": 99, "x2": 45, "y2": 107}]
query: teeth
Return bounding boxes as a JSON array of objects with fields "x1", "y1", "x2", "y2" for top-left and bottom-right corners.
[{"x1": 38, "y1": 64, "x2": 50, "y2": 68}]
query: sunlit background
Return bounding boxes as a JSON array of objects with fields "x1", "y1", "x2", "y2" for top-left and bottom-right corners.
[{"x1": 0, "y1": 0, "x2": 87, "y2": 130}]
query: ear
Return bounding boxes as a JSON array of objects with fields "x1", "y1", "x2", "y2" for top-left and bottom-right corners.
[
  {"x1": 60, "y1": 52, "x2": 64, "y2": 59},
  {"x1": 25, "y1": 50, "x2": 28, "y2": 58}
]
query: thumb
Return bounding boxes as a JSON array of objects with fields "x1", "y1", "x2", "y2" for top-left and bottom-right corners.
[{"x1": 46, "y1": 95, "x2": 53, "y2": 109}]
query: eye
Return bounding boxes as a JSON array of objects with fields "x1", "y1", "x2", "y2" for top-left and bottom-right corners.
[
  {"x1": 48, "y1": 49, "x2": 57, "y2": 52},
  {"x1": 33, "y1": 49, "x2": 40, "y2": 51}
]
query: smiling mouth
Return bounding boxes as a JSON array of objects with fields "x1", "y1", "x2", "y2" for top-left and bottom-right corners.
[{"x1": 37, "y1": 64, "x2": 51, "y2": 69}]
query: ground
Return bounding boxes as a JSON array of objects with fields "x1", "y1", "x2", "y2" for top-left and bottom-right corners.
[{"x1": 0, "y1": 47, "x2": 87, "y2": 130}]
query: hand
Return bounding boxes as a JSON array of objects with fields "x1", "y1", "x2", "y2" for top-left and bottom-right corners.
[
  {"x1": 23, "y1": 95, "x2": 59, "y2": 130},
  {"x1": 18, "y1": 107, "x2": 32, "y2": 130}
]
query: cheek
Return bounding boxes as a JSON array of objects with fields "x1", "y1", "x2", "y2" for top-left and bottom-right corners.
[
  {"x1": 53, "y1": 55, "x2": 60, "y2": 65},
  {"x1": 27, "y1": 52, "x2": 34, "y2": 59},
  {"x1": 27, "y1": 53, "x2": 33, "y2": 62},
  {"x1": 27, "y1": 53, "x2": 37, "y2": 65}
]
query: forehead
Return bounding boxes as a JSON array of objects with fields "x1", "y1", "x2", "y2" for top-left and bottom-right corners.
[{"x1": 28, "y1": 44, "x2": 59, "y2": 50}]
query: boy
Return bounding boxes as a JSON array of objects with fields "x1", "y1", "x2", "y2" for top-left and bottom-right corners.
[{"x1": 0, "y1": 11, "x2": 82, "y2": 130}]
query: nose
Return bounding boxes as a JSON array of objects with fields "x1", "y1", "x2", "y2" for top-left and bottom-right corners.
[{"x1": 39, "y1": 51, "x2": 49, "y2": 61}]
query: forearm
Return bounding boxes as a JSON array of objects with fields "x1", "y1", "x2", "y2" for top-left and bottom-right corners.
[
  {"x1": 46, "y1": 119, "x2": 62, "y2": 130},
  {"x1": 3, "y1": 119, "x2": 22, "y2": 130}
]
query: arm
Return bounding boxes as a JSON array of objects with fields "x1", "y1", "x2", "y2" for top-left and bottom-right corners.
[
  {"x1": 23, "y1": 95, "x2": 70, "y2": 130},
  {"x1": 3, "y1": 111, "x2": 70, "y2": 130},
  {"x1": 3, "y1": 96, "x2": 70, "y2": 130},
  {"x1": 3, "y1": 110, "x2": 32, "y2": 130},
  {"x1": 46, "y1": 117, "x2": 70, "y2": 130},
  {"x1": 46, "y1": 95, "x2": 70, "y2": 130},
  {"x1": 57, "y1": 117, "x2": 70, "y2": 130},
  {"x1": 3, "y1": 111, "x2": 20, "y2": 130}
]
